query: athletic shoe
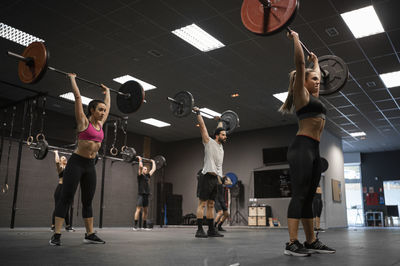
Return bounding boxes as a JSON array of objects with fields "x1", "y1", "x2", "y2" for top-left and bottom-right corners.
[
  {"x1": 65, "y1": 226, "x2": 75, "y2": 232},
  {"x1": 132, "y1": 226, "x2": 139, "y2": 231},
  {"x1": 143, "y1": 227, "x2": 152, "y2": 231},
  {"x1": 49, "y1": 233, "x2": 61, "y2": 246},
  {"x1": 50, "y1": 226, "x2": 55, "y2": 232},
  {"x1": 217, "y1": 225, "x2": 226, "y2": 232},
  {"x1": 195, "y1": 228, "x2": 208, "y2": 238},
  {"x1": 207, "y1": 229, "x2": 224, "y2": 237},
  {"x1": 284, "y1": 240, "x2": 311, "y2": 257},
  {"x1": 304, "y1": 239, "x2": 335, "y2": 254},
  {"x1": 83, "y1": 233, "x2": 106, "y2": 244}
]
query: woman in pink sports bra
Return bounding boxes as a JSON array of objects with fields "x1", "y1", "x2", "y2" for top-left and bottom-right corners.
[{"x1": 50, "y1": 73, "x2": 110, "y2": 246}]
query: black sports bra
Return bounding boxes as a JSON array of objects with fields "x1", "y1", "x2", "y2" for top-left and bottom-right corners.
[
  {"x1": 296, "y1": 94, "x2": 326, "y2": 120},
  {"x1": 58, "y1": 170, "x2": 64, "y2": 178}
]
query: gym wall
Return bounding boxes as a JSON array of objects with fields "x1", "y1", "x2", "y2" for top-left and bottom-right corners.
[{"x1": 360, "y1": 150, "x2": 400, "y2": 215}]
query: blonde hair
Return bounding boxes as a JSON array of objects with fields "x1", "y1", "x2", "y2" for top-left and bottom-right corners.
[{"x1": 278, "y1": 68, "x2": 316, "y2": 114}]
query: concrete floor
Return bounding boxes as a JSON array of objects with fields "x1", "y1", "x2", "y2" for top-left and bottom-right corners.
[{"x1": 0, "y1": 227, "x2": 399, "y2": 266}]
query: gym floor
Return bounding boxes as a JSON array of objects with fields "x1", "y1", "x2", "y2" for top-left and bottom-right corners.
[{"x1": 0, "y1": 227, "x2": 399, "y2": 266}]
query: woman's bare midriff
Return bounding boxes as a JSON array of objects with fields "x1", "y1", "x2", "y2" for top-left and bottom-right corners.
[
  {"x1": 297, "y1": 117, "x2": 325, "y2": 141},
  {"x1": 74, "y1": 139, "x2": 101, "y2": 159}
]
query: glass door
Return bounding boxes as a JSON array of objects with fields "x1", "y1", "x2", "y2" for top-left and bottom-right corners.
[{"x1": 344, "y1": 164, "x2": 364, "y2": 226}]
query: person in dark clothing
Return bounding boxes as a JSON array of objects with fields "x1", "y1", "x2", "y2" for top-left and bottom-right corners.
[
  {"x1": 313, "y1": 185, "x2": 324, "y2": 232},
  {"x1": 50, "y1": 73, "x2": 110, "y2": 246},
  {"x1": 51, "y1": 150, "x2": 74, "y2": 232},
  {"x1": 278, "y1": 30, "x2": 335, "y2": 256},
  {"x1": 214, "y1": 177, "x2": 232, "y2": 231},
  {"x1": 133, "y1": 156, "x2": 156, "y2": 230}
]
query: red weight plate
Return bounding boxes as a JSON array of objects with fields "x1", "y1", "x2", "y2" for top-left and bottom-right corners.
[
  {"x1": 241, "y1": 0, "x2": 299, "y2": 35},
  {"x1": 18, "y1": 42, "x2": 49, "y2": 84}
]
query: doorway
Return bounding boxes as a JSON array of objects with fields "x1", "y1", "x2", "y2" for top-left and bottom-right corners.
[{"x1": 344, "y1": 164, "x2": 364, "y2": 226}]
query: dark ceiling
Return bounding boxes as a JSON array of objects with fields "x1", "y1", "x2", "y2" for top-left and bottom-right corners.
[{"x1": 0, "y1": 0, "x2": 399, "y2": 153}]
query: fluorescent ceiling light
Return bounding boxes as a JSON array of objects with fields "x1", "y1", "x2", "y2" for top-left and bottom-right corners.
[
  {"x1": 379, "y1": 71, "x2": 400, "y2": 88},
  {"x1": 0, "y1": 22, "x2": 44, "y2": 46},
  {"x1": 341, "y1": 6, "x2": 384, "y2": 38},
  {"x1": 113, "y1": 75, "x2": 156, "y2": 91},
  {"x1": 140, "y1": 118, "x2": 170, "y2": 128},
  {"x1": 199, "y1": 108, "x2": 221, "y2": 119},
  {"x1": 172, "y1": 23, "x2": 225, "y2": 52},
  {"x1": 273, "y1": 92, "x2": 288, "y2": 103},
  {"x1": 59, "y1": 92, "x2": 92, "y2": 105},
  {"x1": 350, "y1": 132, "x2": 366, "y2": 137}
]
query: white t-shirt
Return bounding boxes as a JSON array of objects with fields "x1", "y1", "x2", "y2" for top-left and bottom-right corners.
[{"x1": 201, "y1": 137, "x2": 224, "y2": 176}]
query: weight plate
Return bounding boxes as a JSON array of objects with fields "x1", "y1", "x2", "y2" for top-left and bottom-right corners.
[
  {"x1": 121, "y1": 147, "x2": 137, "y2": 163},
  {"x1": 321, "y1": 157, "x2": 329, "y2": 173},
  {"x1": 18, "y1": 42, "x2": 49, "y2": 84},
  {"x1": 117, "y1": 80, "x2": 145, "y2": 114},
  {"x1": 154, "y1": 155, "x2": 166, "y2": 169},
  {"x1": 221, "y1": 110, "x2": 240, "y2": 135},
  {"x1": 33, "y1": 139, "x2": 49, "y2": 160},
  {"x1": 169, "y1": 91, "x2": 194, "y2": 118},
  {"x1": 318, "y1": 55, "x2": 349, "y2": 95},
  {"x1": 241, "y1": 0, "x2": 299, "y2": 35},
  {"x1": 225, "y1": 172, "x2": 238, "y2": 188}
]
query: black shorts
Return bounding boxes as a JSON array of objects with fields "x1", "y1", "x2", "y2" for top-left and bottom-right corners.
[
  {"x1": 197, "y1": 173, "x2": 218, "y2": 201},
  {"x1": 215, "y1": 198, "x2": 227, "y2": 212},
  {"x1": 137, "y1": 194, "x2": 149, "y2": 207}
]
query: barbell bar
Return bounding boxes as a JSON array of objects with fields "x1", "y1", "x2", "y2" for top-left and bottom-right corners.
[
  {"x1": 120, "y1": 146, "x2": 166, "y2": 170},
  {"x1": 6, "y1": 42, "x2": 145, "y2": 114},
  {"x1": 166, "y1": 91, "x2": 240, "y2": 134},
  {"x1": 240, "y1": 0, "x2": 349, "y2": 95}
]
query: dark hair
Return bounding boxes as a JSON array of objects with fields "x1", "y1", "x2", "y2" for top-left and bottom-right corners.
[
  {"x1": 87, "y1": 100, "x2": 105, "y2": 118},
  {"x1": 213, "y1": 127, "x2": 225, "y2": 138}
]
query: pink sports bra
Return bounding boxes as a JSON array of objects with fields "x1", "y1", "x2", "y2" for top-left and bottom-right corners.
[{"x1": 78, "y1": 122, "x2": 104, "y2": 143}]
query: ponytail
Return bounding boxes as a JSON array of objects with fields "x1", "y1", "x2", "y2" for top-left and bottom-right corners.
[{"x1": 278, "y1": 70, "x2": 296, "y2": 114}]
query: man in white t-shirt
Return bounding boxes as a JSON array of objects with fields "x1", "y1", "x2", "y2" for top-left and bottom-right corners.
[{"x1": 193, "y1": 106, "x2": 227, "y2": 238}]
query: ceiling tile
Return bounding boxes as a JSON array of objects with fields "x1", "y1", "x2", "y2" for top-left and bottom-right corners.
[
  {"x1": 375, "y1": 99, "x2": 398, "y2": 110},
  {"x1": 375, "y1": 0, "x2": 400, "y2": 31},
  {"x1": 370, "y1": 54, "x2": 400, "y2": 74},
  {"x1": 308, "y1": 15, "x2": 354, "y2": 46},
  {"x1": 329, "y1": 41, "x2": 365, "y2": 63},
  {"x1": 358, "y1": 33, "x2": 395, "y2": 58},
  {"x1": 348, "y1": 60, "x2": 376, "y2": 79}
]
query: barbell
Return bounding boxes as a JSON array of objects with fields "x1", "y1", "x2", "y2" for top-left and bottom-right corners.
[
  {"x1": 120, "y1": 146, "x2": 166, "y2": 170},
  {"x1": 6, "y1": 42, "x2": 145, "y2": 114},
  {"x1": 28, "y1": 139, "x2": 166, "y2": 169},
  {"x1": 166, "y1": 91, "x2": 240, "y2": 134},
  {"x1": 240, "y1": 0, "x2": 349, "y2": 95}
]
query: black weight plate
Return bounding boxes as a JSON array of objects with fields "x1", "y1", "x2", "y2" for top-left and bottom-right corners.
[
  {"x1": 318, "y1": 55, "x2": 349, "y2": 95},
  {"x1": 121, "y1": 147, "x2": 137, "y2": 163},
  {"x1": 241, "y1": 0, "x2": 299, "y2": 35},
  {"x1": 169, "y1": 91, "x2": 194, "y2": 118},
  {"x1": 33, "y1": 139, "x2": 49, "y2": 160},
  {"x1": 221, "y1": 110, "x2": 240, "y2": 135},
  {"x1": 321, "y1": 157, "x2": 329, "y2": 173},
  {"x1": 117, "y1": 80, "x2": 145, "y2": 114},
  {"x1": 154, "y1": 155, "x2": 166, "y2": 169}
]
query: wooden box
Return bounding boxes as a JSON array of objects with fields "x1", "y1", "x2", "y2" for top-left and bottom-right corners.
[
  {"x1": 248, "y1": 206, "x2": 257, "y2": 216},
  {"x1": 248, "y1": 216, "x2": 257, "y2": 226},
  {"x1": 257, "y1": 216, "x2": 267, "y2": 226},
  {"x1": 257, "y1": 206, "x2": 266, "y2": 217}
]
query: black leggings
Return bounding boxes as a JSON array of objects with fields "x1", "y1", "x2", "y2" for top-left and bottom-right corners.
[
  {"x1": 52, "y1": 184, "x2": 71, "y2": 225},
  {"x1": 55, "y1": 153, "x2": 97, "y2": 219},
  {"x1": 313, "y1": 193, "x2": 323, "y2": 218},
  {"x1": 287, "y1": 135, "x2": 321, "y2": 219}
]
